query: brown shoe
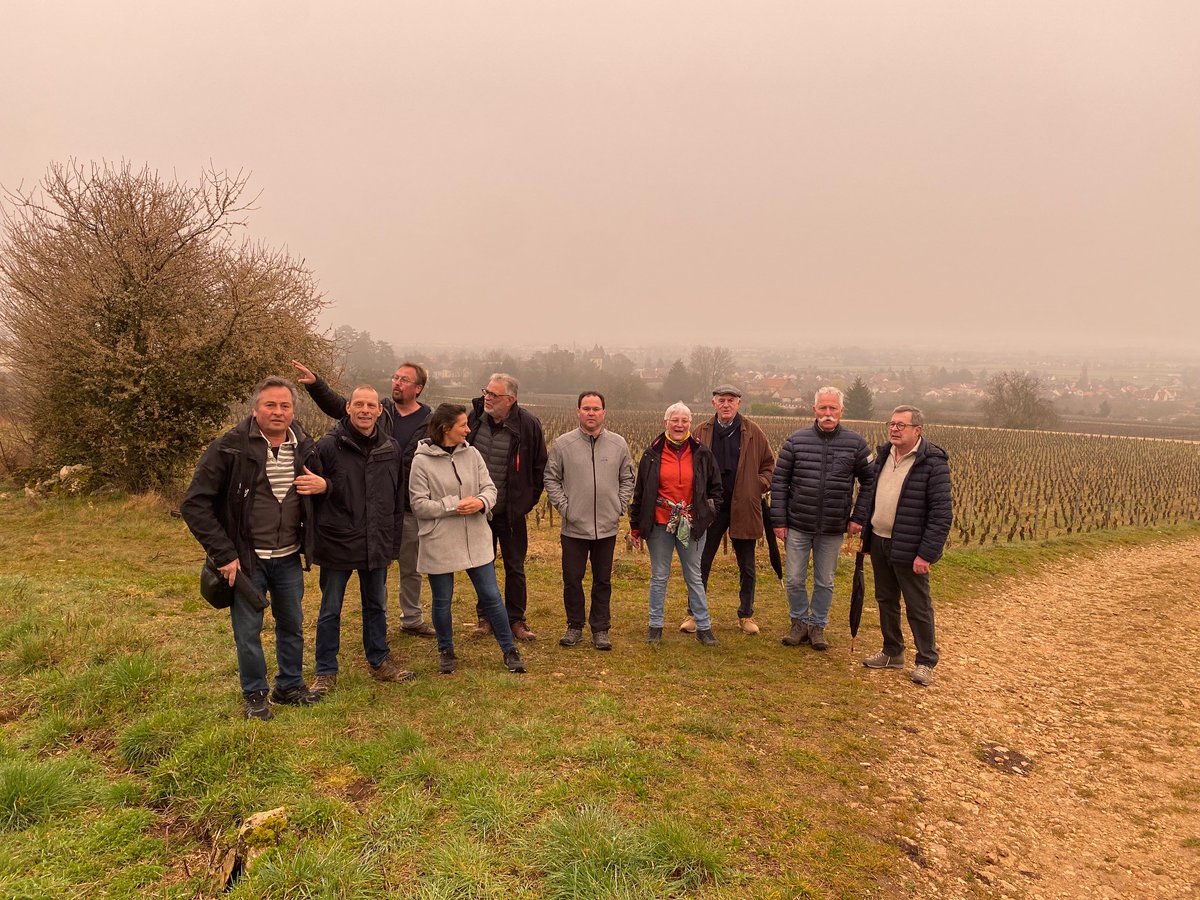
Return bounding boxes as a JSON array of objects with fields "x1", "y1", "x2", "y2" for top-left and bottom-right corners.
[
  {"x1": 309, "y1": 673, "x2": 337, "y2": 696},
  {"x1": 679, "y1": 615, "x2": 697, "y2": 633},
  {"x1": 369, "y1": 657, "x2": 415, "y2": 683},
  {"x1": 401, "y1": 622, "x2": 437, "y2": 638},
  {"x1": 781, "y1": 619, "x2": 808, "y2": 646},
  {"x1": 738, "y1": 617, "x2": 760, "y2": 635},
  {"x1": 511, "y1": 621, "x2": 537, "y2": 642},
  {"x1": 808, "y1": 624, "x2": 829, "y2": 651},
  {"x1": 473, "y1": 618, "x2": 493, "y2": 637}
]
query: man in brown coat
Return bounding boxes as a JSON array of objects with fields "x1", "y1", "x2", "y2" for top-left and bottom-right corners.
[{"x1": 690, "y1": 385, "x2": 776, "y2": 634}]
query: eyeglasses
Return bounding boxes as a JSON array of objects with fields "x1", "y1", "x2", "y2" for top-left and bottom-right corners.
[
  {"x1": 482, "y1": 389, "x2": 511, "y2": 401},
  {"x1": 392, "y1": 376, "x2": 420, "y2": 385},
  {"x1": 886, "y1": 422, "x2": 917, "y2": 430}
]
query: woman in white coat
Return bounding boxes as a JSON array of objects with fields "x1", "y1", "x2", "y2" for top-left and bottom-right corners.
[{"x1": 409, "y1": 403, "x2": 526, "y2": 675}]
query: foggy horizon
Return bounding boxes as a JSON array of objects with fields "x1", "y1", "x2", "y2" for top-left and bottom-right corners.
[{"x1": 3, "y1": 2, "x2": 1197, "y2": 354}]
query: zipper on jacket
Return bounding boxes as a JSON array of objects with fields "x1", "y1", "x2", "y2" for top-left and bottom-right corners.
[{"x1": 590, "y1": 435, "x2": 598, "y2": 539}]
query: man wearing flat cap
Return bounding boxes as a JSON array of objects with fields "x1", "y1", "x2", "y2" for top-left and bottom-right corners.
[{"x1": 690, "y1": 384, "x2": 776, "y2": 634}]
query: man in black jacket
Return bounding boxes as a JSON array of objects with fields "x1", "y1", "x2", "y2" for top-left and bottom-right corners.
[
  {"x1": 860, "y1": 405, "x2": 952, "y2": 687},
  {"x1": 292, "y1": 359, "x2": 437, "y2": 638},
  {"x1": 468, "y1": 373, "x2": 547, "y2": 641},
  {"x1": 309, "y1": 386, "x2": 414, "y2": 695},
  {"x1": 770, "y1": 387, "x2": 874, "y2": 650},
  {"x1": 181, "y1": 376, "x2": 326, "y2": 720}
]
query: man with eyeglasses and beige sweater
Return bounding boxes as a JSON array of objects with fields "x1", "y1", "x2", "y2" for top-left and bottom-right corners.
[{"x1": 858, "y1": 405, "x2": 953, "y2": 687}]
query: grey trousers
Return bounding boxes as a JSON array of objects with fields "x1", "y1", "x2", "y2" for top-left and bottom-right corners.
[{"x1": 397, "y1": 512, "x2": 427, "y2": 627}]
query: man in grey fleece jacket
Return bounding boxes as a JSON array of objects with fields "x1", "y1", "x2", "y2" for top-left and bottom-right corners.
[{"x1": 543, "y1": 391, "x2": 635, "y2": 651}]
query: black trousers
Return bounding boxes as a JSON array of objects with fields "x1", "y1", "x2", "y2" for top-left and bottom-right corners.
[
  {"x1": 561, "y1": 534, "x2": 617, "y2": 632},
  {"x1": 870, "y1": 537, "x2": 939, "y2": 667},
  {"x1": 696, "y1": 502, "x2": 758, "y2": 619},
  {"x1": 479, "y1": 515, "x2": 529, "y2": 624}
]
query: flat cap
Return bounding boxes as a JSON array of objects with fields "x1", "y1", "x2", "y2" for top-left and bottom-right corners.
[{"x1": 712, "y1": 384, "x2": 742, "y2": 397}]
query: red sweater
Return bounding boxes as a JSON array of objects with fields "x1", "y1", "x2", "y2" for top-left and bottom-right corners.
[{"x1": 655, "y1": 441, "x2": 694, "y2": 525}]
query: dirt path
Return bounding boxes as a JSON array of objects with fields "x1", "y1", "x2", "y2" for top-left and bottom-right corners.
[{"x1": 868, "y1": 538, "x2": 1200, "y2": 899}]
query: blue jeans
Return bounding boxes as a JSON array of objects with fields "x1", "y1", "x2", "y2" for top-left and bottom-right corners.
[
  {"x1": 785, "y1": 530, "x2": 844, "y2": 627},
  {"x1": 315, "y1": 566, "x2": 391, "y2": 675},
  {"x1": 429, "y1": 562, "x2": 516, "y2": 655},
  {"x1": 647, "y1": 525, "x2": 710, "y2": 630},
  {"x1": 234, "y1": 553, "x2": 306, "y2": 696}
]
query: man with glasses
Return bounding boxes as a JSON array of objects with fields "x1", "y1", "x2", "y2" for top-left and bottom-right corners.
[
  {"x1": 292, "y1": 359, "x2": 437, "y2": 639},
  {"x1": 770, "y1": 387, "x2": 874, "y2": 650},
  {"x1": 860, "y1": 405, "x2": 952, "y2": 687},
  {"x1": 468, "y1": 373, "x2": 547, "y2": 641}
]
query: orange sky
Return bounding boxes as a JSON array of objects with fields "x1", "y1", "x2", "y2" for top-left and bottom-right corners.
[{"x1": 3, "y1": 2, "x2": 1197, "y2": 352}]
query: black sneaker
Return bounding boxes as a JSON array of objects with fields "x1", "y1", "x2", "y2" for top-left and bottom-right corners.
[
  {"x1": 696, "y1": 628, "x2": 719, "y2": 646},
  {"x1": 438, "y1": 650, "x2": 456, "y2": 675},
  {"x1": 244, "y1": 690, "x2": 272, "y2": 720},
  {"x1": 503, "y1": 649, "x2": 526, "y2": 674},
  {"x1": 592, "y1": 630, "x2": 612, "y2": 651},
  {"x1": 646, "y1": 626, "x2": 663, "y2": 644},
  {"x1": 270, "y1": 684, "x2": 321, "y2": 706},
  {"x1": 559, "y1": 627, "x2": 584, "y2": 647}
]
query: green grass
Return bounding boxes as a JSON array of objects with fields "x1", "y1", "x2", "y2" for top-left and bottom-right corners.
[{"x1": 0, "y1": 489, "x2": 1197, "y2": 896}]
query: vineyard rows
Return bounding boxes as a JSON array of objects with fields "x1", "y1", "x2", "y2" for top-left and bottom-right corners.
[{"x1": 526, "y1": 407, "x2": 1200, "y2": 548}]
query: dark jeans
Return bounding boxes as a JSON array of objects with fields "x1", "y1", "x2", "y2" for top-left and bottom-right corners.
[
  {"x1": 481, "y1": 515, "x2": 529, "y2": 624},
  {"x1": 870, "y1": 537, "x2": 939, "y2": 668},
  {"x1": 696, "y1": 503, "x2": 757, "y2": 618},
  {"x1": 234, "y1": 553, "x2": 306, "y2": 696},
  {"x1": 431, "y1": 562, "x2": 516, "y2": 655},
  {"x1": 561, "y1": 534, "x2": 617, "y2": 632},
  {"x1": 314, "y1": 566, "x2": 391, "y2": 675}
]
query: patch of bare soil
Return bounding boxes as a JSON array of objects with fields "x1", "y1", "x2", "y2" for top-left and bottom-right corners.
[{"x1": 869, "y1": 539, "x2": 1200, "y2": 899}]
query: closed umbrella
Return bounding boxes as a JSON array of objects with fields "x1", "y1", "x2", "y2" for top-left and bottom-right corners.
[
  {"x1": 760, "y1": 496, "x2": 784, "y2": 584},
  {"x1": 848, "y1": 544, "x2": 866, "y2": 651}
]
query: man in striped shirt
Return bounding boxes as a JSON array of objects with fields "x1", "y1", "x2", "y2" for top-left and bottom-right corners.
[{"x1": 182, "y1": 376, "x2": 328, "y2": 720}]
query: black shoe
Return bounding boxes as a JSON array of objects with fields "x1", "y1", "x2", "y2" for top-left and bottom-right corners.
[
  {"x1": 592, "y1": 630, "x2": 612, "y2": 651},
  {"x1": 438, "y1": 650, "x2": 456, "y2": 675},
  {"x1": 696, "y1": 628, "x2": 719, "y2": 646},
  {"x1": 559, "y1": 627, "x2": 584, "y2": 647},
  {"x1": 646, "y1": 626, "x2": 663, "y2": 644},
  {"x1": 270, "y1": 684, "x2": 321, "y2": 706},
  {"x1": 503, "y1": 649, "x2": 526, "y2": 674},
  {"x1": 244, "y1": 690, "x2": 273, "y2": 720}
]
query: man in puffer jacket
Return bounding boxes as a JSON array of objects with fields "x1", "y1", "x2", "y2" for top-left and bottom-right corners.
[
  {"x1": 770, "y1": 387, "x2": 874, "y2": 650},
  {"x1": 309, "y1": 386, "x2": 413, "y2": 696},
  {"x1": 859, "y1": 405, "x2": 952, "y2": 687}
]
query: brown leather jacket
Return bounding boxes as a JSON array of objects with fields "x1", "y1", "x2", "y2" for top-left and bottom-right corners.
[{"x1": 693, "y1": 415, "x2": 775, "y2": 539}]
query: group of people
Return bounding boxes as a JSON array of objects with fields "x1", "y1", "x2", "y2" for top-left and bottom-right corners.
[{"x1": 181, "y1": 363, "x2": 952, "y2": 721}]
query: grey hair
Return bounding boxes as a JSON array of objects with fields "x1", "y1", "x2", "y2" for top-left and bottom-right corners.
[
  {"x1": 814, "y1": 386, "x2": 844, "y2": 406},
  {"x1": 489, "y1": 372, "x2": 520, "y2": 398},
  {"x1": 663, "y1": 401, "x2": 692, "y2": 421},
  {"x1": 891, "y1": 405, "x2": 924, "y2": 427},
  {"x1": 252, "y1": 375, "x2": 298, "y2": 407}
]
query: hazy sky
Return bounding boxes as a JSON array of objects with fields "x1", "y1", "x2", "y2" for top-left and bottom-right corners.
[{"x1": 3, "y1": 2, "x2": 1197, "y2": 353}]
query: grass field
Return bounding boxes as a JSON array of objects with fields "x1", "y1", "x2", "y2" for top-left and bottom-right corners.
[{"x1": 1, "y1": 489, "x2": 1197, "y2": 898}]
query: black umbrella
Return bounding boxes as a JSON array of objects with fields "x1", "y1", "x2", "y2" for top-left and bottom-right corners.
[
  {"x1": 760, "y1": 496, "x2": 783, "y2": 583},
  {"x1": 848, "y1": 545, "x2": 866, "y2": 651}
]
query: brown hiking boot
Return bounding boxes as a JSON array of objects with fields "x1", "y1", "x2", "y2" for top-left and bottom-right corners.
[
  {"x1": 369, "y1": 657, "x2": 415, "y2": 683},
  {"x1": 808, "y1": 624, "x2": 829, "y2": 651},
  {"x1": 738, "y1": 617, "x2": 760, "y2": 635},
  {"x1": 473, "y1": 618, "x2": 492, "y2": 637},
  {"x1": 781, "y1": 619, "x2": 809, "y2": 646},
  {"x1": 679, "y1": 615, "x2": 697, "y2": 633},
  {"x1": 309, "y1": 673, "x2": 337, "y2": 696},
  {"x1": 400, "y1": 622, "x2": 437, "y2": 638},
  {"x1": 511, "y1": 621, "x2": 537, "y2": 642}
]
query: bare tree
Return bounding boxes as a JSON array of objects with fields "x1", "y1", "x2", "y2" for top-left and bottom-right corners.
[
  {"x1": 0, "y1": 160, "x2": 333, "y2": 490},
  {"x1": 688, "y1": 345, "x2": 736, "y2": 394},
  {"x1": 980, "y1": 371, "x2": 1060, "y2": 430}
]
